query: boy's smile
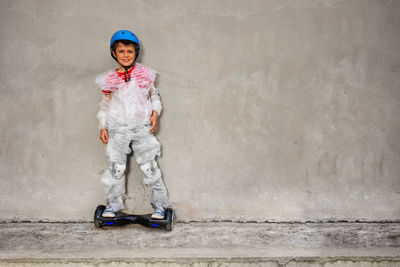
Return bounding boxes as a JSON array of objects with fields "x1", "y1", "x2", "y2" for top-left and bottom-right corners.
[{"x1": 112, "y1": 43, "x2": 136, "y2": 69}]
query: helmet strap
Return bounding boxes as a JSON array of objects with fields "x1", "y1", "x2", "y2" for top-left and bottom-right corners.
[{"x1": 121, "y1": 63, "x2": 134, "y2": 82}]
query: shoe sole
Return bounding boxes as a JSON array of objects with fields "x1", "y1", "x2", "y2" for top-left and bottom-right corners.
[{"x1": 151, "y1": 214, "x2": 164, "y2": 219}]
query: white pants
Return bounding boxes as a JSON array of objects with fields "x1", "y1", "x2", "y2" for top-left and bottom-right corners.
[{"x1": 101, "y1": 122, "x2": 169, "y2": 212}]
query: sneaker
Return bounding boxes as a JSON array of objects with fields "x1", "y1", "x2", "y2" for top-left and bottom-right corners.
[
  {"x1": 151, "y1": 205, "x2": 165, "y2": 219},
  {"x1": 102, "y1": 204, "x2": 115, "y2": 218}
]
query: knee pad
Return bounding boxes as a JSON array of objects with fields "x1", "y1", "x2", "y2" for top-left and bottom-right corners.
[
  {"x1": 140, "y1": 162, "x2": 154, "y2": 178},
  {"x1": 110, "y1": 162, "x2": 126, "y2": 180},
  {"x1": 140, "y1": 161, "x2": 162, "y2": 185}
]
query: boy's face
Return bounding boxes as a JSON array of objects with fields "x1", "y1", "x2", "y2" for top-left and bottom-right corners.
[{"x1": 112, "y1": 42, "x2": 136, "y2": 67}]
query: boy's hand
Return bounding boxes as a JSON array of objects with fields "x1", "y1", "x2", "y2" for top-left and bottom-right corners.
[
  {"x1": 100, "y1": 128, "x2": 109, "y2": 144},
  {"x1": 149, "y1": 110, "x2": 158, "y2": 134}
]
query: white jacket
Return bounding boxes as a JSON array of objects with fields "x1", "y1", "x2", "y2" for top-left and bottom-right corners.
[{"x1": 95, "y1": 64, "x2": 162, "y2": 129}]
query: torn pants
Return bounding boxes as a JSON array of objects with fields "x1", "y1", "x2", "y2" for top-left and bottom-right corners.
[{"x1": 101, "y1": 123, "x2": 169, "y2": 212}]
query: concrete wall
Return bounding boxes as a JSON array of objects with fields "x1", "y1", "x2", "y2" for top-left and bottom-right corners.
[{"x1": 0, "y1": 0, "x2": 399, "y2": 222}]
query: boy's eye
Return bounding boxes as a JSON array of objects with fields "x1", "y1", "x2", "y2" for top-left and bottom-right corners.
[{"x1": 117, "y1": 50, "x2": 134, "y2": 54}]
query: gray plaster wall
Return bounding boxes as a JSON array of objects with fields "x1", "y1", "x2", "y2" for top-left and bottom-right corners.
[{"x1": 0, "y1": 0, "x2": 399, "y2": 222}]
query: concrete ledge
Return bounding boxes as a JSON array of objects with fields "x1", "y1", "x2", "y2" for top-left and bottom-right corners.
[
  {"x1": 1, "y1": 257, "x2": 400, "y2": 267},
  {"x1": 1, "y1": 258, "x2": 400, "y2": 267},
  {"x1": 0, "y1": 222, "x2": 399, "y2": 266}
]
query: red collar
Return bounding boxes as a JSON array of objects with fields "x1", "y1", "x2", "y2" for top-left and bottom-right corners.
[{"x1": 116, "y1": 64, "x2": 135, "y2": 78}]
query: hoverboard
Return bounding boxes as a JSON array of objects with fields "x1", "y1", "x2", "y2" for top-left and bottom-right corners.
[{"x1": 94, "y1": 205, "x2": 174, "y2": 231}]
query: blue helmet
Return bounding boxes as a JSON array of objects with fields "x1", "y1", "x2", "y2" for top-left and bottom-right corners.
[{"x1": 110, "y1": 30, "x2": 140, "y2": 62}]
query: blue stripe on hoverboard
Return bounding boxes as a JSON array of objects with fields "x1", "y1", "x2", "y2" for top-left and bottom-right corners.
[
  {"x1": 105, "y1": 222, "x2": 115, "y2": 225},
  {"x1": 151, "y1": 224, "x2": 161, "y2": 228}
]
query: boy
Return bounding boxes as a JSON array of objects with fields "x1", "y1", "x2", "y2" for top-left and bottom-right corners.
[{"x1": 96, "y1": 30, "x2": 169, "y2": 219}]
